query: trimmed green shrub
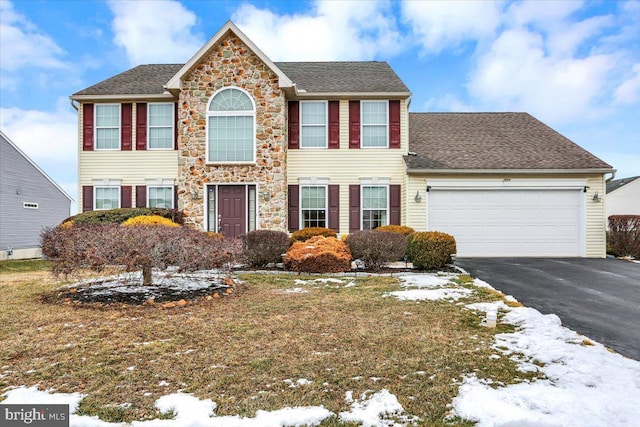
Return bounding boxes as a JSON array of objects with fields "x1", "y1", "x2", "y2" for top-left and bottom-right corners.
[
  {"x1": 373, "y1": 225, "x2": 415, "y2": 236},
  {"x1": 346, "y1": 231, "x2": 407, "y2": 270},
  {"x1": 607, "y1": 215, "x2": 640, "y2": 258},
  {"x1": 241, "y1": 230, "x2": 290, "y2": 267},
  {"x1": 284, "y1": 236, "x2": 351, "y2": 273},
  {"x1": 406, "y1": 231, "x2": 456, "y2": 270},
  {"x1": 62, "y1": 208, "x2": 185, "y2": 226},
  {"x1": 290, "y1": 227, "x2": 337, "y2": 242}
]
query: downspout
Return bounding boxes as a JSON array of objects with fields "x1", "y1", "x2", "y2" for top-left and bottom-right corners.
[
  {"x1": 70, "y1": 98, "x2": 79, "y2": 111},
  {"x1": 605, "y1": 170, "x2": 616, "y2": 182}
]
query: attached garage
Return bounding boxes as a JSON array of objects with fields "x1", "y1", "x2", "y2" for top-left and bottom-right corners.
[{"x1": 426, "y1": 183, "x2": 585, "y2": 257}]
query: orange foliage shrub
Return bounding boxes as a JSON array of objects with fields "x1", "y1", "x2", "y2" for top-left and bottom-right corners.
[
  {"x1": 374, "y1": 225, "x2": 415, "y2": 236},
  {"x1": 284, "y1": 236, "x2": 352, "y2": 273},
  {"x1": 203, "y1": 232, "x2": 225, "y2": 240},
  {"x1": 121, "y1": 215, "x2": 179, "y2": 227},
  {"x1": 290, "y1": 227, "x2": 337, "y2": 242}
]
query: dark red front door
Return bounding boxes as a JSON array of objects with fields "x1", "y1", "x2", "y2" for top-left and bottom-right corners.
[{"x1": 218, "y1": 186, "x2": 246, "y2": 239}]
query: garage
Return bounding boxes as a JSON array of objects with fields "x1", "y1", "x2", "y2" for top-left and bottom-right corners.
[{"x1": 427, "y1": 186, "x2": 585, "y2": 257}]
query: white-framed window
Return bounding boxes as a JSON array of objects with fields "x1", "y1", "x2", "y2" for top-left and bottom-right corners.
[
  {"x1": 207, "y1": 87, "x2": 255, "y2": 163},
  {"x1": 95, "y1": 186, "x2": 120, "y2": 210},
  {"x1": 361, "y1": 101, "x2": 388, "y2": 148},
  {"x1": 95, "y1": 104, "x2": 120, "y2": 150},
  {"x1": 300, "y1": 101, "x2": 327, "y2": 148},
  {"x1": 148, "y1": 103, "x2": 174, "y2": 149},
  {"x1": 301, "y1": 185, "x2": 327, "y2": 228},
  {"x1": 362, "y1": 185, "x2": 388, "y2": 230},
  {"x1": 148, "y1": 186, "x2": 173, "y2": 208}
]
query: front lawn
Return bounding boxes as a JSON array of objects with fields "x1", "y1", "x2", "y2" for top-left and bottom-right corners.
[{"x1": 0, "y1": 264, "x2": 533, "y2": 425}]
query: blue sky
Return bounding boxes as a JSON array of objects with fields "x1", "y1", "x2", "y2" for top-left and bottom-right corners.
[{"x1": 1, "y1": 0, "x2": 639, "y2": 210}]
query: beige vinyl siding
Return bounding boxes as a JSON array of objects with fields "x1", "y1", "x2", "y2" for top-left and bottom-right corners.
[
  {"x1": 405, "y1": 173, "x2": 608, "y2": 258},
  {"x1": 287, "y1": 99, "x2": 409, "y2": 234}
]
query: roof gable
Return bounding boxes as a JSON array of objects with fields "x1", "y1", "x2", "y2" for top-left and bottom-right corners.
[
  {"x1": 165, "y1": 21, "x2": 292, "y2": 91},
  {"x1": 406, "y1": 112, "x2": 613, "y2": 172},
  {"x1": 606, "y1": 176, "x2": 640, "y2": 194}
]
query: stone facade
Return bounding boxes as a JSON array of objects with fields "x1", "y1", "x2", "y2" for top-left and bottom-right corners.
[{"x1": 177, "y1": 33, "x2": 287, "y2": 231}]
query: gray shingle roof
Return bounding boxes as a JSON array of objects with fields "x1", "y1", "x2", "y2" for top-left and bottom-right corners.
[
  {"x1": 606, "y1": 176, "x2": 639, "y2": 193},
  {"x1": 406, "y1": 113, "x2": 612, "y2": 171},
  {"x1": 274, "y1": 62, "x2": 409, "y2": 94},
  {"x1": 73, "y1": 62, "x2": 409, "y2": 96},
  {"x1": 73, "y1": 64, "x2": 182, "y2": 96}
]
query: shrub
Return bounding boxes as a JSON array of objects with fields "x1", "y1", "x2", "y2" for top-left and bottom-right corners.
[
  {"x1": 121, "y1": 215, "x2": 180, "y2": 227},
  {"x1": 284, "y1": 236, "x2": 352, "y2": 273},
  {"x1": 290, "y1": 227, "x2": 337, "y2": 242},
  {"x1": 241, "y1": 230, "x2": 290, "y2": 267},
  {"x1": 41, "y1": 223, "x2": 240, "y2": 285},
  {"x1": 406, "y1": 231, "x2": 456, "y2": 270},
  {"x1": 373, "y1": 225, "x2": 415, "y2": 236},
  {"x1": 61, "y1": 208, "x2": 185, "y2": 226},
  {"x1": 203, "y1": 232, "x2": 225, "y2": 240},
  {"x1": 607, "y1": 215, "x2": 640, "y2": 258},
  {"x1": 346, "y1": 231, "x2": 407, "y2": 270}
]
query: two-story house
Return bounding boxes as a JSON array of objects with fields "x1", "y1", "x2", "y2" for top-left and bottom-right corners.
[{"x1": 71, "y1": 21, "x2": 613, "y2": 258}]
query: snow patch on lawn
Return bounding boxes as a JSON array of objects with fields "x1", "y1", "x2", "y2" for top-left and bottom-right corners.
[
  {"x1": 339, "y1": 389, "x2": 416, "y2": 426},
  {"x1": 388, "y1": 273, "x2": 472, "y2": 301}
]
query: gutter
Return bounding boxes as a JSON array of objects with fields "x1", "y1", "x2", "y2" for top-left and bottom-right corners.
[
  {"x1": 405, "y1": 168, "x2": 617, "y2": 175},
  {"x1": 605, "y1": 170, "x2": 617, "y2": 182},
  {"x1": 70, "y1": 93, "x2": 175, "y2": 102}
]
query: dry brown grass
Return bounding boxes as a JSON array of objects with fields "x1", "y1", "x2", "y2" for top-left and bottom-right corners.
[{"x1": 0, "y1": 264, "x2": 537, "y2": 425}]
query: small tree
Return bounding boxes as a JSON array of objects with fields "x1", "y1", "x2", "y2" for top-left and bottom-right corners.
[
  {"x1": 41, "y1": 224, "x2": 240, "y2": 285},
  {"x1": 607, "y1": 215, "x2": 640, "y2": 258}
]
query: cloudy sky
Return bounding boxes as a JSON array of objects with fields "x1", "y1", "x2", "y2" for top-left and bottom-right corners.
[{"x1": 1, "y1": 0, "x2": 639, "y2": 210}]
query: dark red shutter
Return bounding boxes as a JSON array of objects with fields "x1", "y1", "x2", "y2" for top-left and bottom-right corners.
[
  {"x1": 328, "y1": 101, "x2": 340, "y2": 149},
  {"x1": 121, "y1": 186, "x2": 132, "y2": 208},
  {"x1": 82, "y1": 104, "x2": 94, "y2": 151},
  {"x1": 288, "y1": 185, "x2": 299, "y2": 232},
  {"x1": 349, "y1": 184, "x2": 360, "y2": 232},
  {"x1": 121, "y1": 103, "x2": 132, "y2": 150},
  {"x1": 82, "y1": 185, "x2": 93, "y2": 212},
  {"x1": 136, "y1": 103, "x2": 147, "y2": 150},
  {"x1": 288, "y1": 101, "x2": 300, "y2": 149},
  {"x1": 136, "y1": 185, "x2": 147, "y2": 208},
  {"x1": 328, "y1": 184, "x2": 340, "y2": 232},
  {"x1": 389, "y1": 100, "x2": 400, "y2": 149},
  {"x1": 389, "y1": 184, "x2": 401, "y2": 225},
  {"x1": 174, "y1": 185, "x2": 178, "y2": 209},
  {"x1": 174, "y1": 102, "x2": 179, "y2": 150},
  {"x1": 349, "y1": 101, "x2": 360, "y2": 149}
]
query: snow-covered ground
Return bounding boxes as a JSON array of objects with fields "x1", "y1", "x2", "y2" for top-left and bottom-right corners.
[{"x1": 3, "y1": 272, "x2": 640, "y2": 426}]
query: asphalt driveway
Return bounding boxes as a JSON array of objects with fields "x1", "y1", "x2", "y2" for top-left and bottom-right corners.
[{"x1": 454, "y1": 258, "x2": 640, "y2": 361}]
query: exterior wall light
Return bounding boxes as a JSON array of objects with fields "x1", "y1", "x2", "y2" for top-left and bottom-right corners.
[
  {"x1": 414, "y1": 191, "x2": 422, "y2": 203},
  {"x1": 592, "y1": 192, "x2": 602, "y2": 203}
]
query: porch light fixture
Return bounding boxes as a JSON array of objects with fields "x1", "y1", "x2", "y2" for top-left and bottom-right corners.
[
  {"x1": 592, "y1": 192, "x2": 602, "y2": 203},
  {"x1": 414, "y1": 191, "x2": 422, "y2": 203}
]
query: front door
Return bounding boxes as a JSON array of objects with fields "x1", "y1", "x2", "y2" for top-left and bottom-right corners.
[{"x1": 218, "y1": 185, "x2": 246, "y2": 239}]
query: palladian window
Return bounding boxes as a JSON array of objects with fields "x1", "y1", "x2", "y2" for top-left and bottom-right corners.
[{"x1": 207, "y1": 87, "x2": 255, "y2": 163}]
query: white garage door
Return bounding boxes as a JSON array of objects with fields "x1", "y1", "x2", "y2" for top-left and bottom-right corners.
[{"x1": 427, "y1": 189, "x2": 583, "y2": 257}]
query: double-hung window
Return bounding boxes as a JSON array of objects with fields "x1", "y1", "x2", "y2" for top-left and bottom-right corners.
[
  {"x1": 300, "y1": 101, "x2": 327, "y2": 148},
  {"x1": 362, "y1": 185, "x2": 388, "y2": 230},
  {"x1": 361, "y1": 101, "x2": 388, "y2": 148},
  {"x1": 95, "y1": 104, "x2": 120, "y2": 149},
  {"x1": 148, "y1": 186, "x2": 173, "y2": 208},
  {"x1": 207, "y1": 87, "x2": 255, "y2": 163},
  {"x1": 301, "y1": 185, "x2": 327, "y2": 228},
  {"x1": 148, "y1": 103, "x2": 174, "y2": 149},
  {"x1": 95, "y1": 186, "x2": 120, "y2": 210}
]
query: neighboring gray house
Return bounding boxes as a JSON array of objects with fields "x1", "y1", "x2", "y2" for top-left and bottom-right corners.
[
  {"x1": 606, "y1": 175, "x2": 640, "y2": 221},
  {"x1": 0, "y1": 131, "x2": 73, "y2": 260}
]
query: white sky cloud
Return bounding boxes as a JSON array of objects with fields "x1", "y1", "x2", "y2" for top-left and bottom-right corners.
[
  {"x1": 401, "y1": 0, "x2": 503, "y2": 54},
  {"x1": 0, "y1": 0, "x2": 67, "y2": 72},
  {"x1": 614, "y1": 63, "x2": 640, "y2": 105},
  {"x1": 109, "y1": 0, "x2": 203, "y2": 65},
  {"x1": 232, "y1": 0, "x2": 403, "y2": 61}
]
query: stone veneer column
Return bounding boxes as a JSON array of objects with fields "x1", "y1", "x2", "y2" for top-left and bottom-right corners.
[{"x1": 176, "y1": 34, "x2": 287, "y2": 232}]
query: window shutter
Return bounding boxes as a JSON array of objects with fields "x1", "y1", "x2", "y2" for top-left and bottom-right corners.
[
  {"x1": 82, "y1": 185, "x2": 93, "y2": 212},
  {"x1": 349, "y1": 184, "x2": 360, "y2": 232},
  {"x1": 174, "y1": 185, "x2": 178, "y2": 209},
  {"x1": 288, "y1": 101, "x2": 300, "y2": 149},
  {"x1": 121, "y1": 186, "x2": 132, "y2": 208},
  {"x1": 288, "y1": 185, "x2": 299, "y2": 232},
  {"x1": 174, "y1": 102, "x2": 179, "y2": 150},
  {"x1": 389, "y1": 100, "x2": 401, "y2": 149},
  {"x1": 328, "y1": 101, "x2": 340, "y2": 149},
  {"x1": 349, "y1": 101, "x2": 360, "y2": 149},
  {"x1": 121, "y1": 103, "x2": 132, "y2": 150},
  {"x1": 136, "y1": 103, "x2": 147, "y2": 150},
  {"x1": 389, "y1": 184, "x2": 401, "y2": 225},
  {"x1": 136, "y1": 185, "x2": 147, "y2": 208},
  {"x1": 328, "y1": 184, "x2": 340, "y2": 232},
  {"x1": 82, "y1": 104, "x2": 94, "y2": 151}
]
